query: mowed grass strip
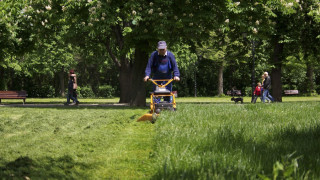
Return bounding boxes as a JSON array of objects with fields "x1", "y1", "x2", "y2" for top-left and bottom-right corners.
[
  {"x1": 0, "y1": 107, "x2": 155, "y2": 179},
  {"x1": 152, "y1": 102, "x2": 320, "y2": 179}
]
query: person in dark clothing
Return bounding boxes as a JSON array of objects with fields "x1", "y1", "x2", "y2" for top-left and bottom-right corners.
[
  {"x1": 144, "y1": 41, "x2": 180, "y2": 102},
  {"x1": 262, "y1": 72, "x2": 274, "y2": 103},
  {"x1": 70, "y1": 72, "x2": 79, "y2": 105},
  {"x1": 65, "y1": 74, "x2": 76, "y2": 105},
  {"x1": 65, "y1": 69, "x2": 79, "y2": 105}
]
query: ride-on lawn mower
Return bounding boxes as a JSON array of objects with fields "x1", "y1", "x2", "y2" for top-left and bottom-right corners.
[{"x1": 138, "y1": 79, "x2": 176, "y2": 123}]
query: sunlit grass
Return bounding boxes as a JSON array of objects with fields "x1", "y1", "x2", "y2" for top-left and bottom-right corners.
[
  {"x1": 0, "y1": 106, "x2": 154, "y2": 179},
  {"x1": 1, "y1": 97, "x2": 320, "y2": 179},
  {"x1": 0, "y1": 98, "x2": 120, "y2": 104},
  {"x1": 152, "y1": 102, "x2": 320, "y2": 179},
  {"x1": 1, "y1": 96, "x2": 320, "y2": 105}
]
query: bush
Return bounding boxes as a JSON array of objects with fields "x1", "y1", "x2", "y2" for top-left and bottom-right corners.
[
  {"x1": 79, "y1": 86, "x2": 95, "y2": 98},
  {"x1": 245, "y1": 86, "x2": 252, "y2": 97},
  {"x1": 28, "y1": 85, "x2": 55, "y2": 98},
  {"x1": 98, "y1": 85, "x2": 115, "y2": 98}
]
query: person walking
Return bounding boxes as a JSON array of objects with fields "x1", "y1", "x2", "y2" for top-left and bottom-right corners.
[
  {"x1": 71, "y1": 71, "x2": 80, "y2": 105},
  {"x1": 65, "y1": 70, "x2": 77, "y2": 105},
  {"x1": 65, "y1": 69, "x2": 79, "y2": 105},
  {"x1": 262, "y1": 72, "x2": 274, "y2": 103},
  {"x1": 144, "y1": 41, "x2": 180, "y2": 102},
  {"x1": 261, "y1": 74, "x2": 270, "y2": 103}
]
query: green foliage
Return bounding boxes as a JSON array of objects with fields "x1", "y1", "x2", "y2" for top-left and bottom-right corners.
[
  {"x1": 78, "y1": 86, "x2": 94, "y2": 98},
  {"x1": 28, "y1": 84, "x2": 55, "y2": 98},
  {"x1": 1, "y1": 0, "x2": 320, "y2": 100},
  {"x1": 259, "y1": 153, "x2": 311, "y2": 180},
  {"x1": 97, "y1": 85, "x2": 115, "y2": 98}
]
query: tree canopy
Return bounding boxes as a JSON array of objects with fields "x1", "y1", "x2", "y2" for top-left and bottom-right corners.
[{"x1": 1, "y1": 0, "x2": 320, "y2": 103}]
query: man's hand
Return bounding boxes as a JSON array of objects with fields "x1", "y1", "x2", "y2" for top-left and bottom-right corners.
[
  {"x1": 174, "y1": 76, "x2": 180, "y2": 81},
  {"x1": 144, "y1": 76, "x2": 149, "y2": 82}
]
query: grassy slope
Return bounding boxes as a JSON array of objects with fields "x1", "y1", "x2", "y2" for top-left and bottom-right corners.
[
  {"x1": 0, "y1": 106, "x2": 154, "y2": 179},
  {"x1": 1, "y1": 97, "x2": 320, "y2": 179},
  {"x1": 152, "y1": 101, "x2": 320, "y2": 179}
]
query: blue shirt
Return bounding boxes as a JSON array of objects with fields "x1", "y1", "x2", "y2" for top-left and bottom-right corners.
[{"x1": 145, "y1": 50, "x2": 180, "y2": 79}]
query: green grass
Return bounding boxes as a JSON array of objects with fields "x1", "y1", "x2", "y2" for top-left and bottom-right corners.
[
  {"x1": 0, "y1": 97, "x2": 120, "y2": 104},
  {"x1": 1, "y1": 97, "x2": 320, "y2": 179},
  {"x1": 152, "y1": 101, "x2": 320, "y2": 179},
  {"x1": 0, "y1": 106, "x2": 154, "y2": 179},
  {"x1": 2, "y1": 96, "x2": 320, "y2": 105}
]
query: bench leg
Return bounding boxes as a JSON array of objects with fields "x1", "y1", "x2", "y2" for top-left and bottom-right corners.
[
  {"x1": 0, "y1": 99, "x2": 1, "y2": 104},
  {"x1": 23, "y1": 99, "x2": 25, "y2": 105}
]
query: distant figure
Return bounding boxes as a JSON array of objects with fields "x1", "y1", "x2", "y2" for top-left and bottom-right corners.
[
  {"x1": 262, "y1": 72, "x2": 274, "y2": 103},
  {"x1": 252, "y1": 82, "x2": 262, "y2": 103},
  {"x1": 65, "y1": 69, "x2": 79, "y2": 105}
]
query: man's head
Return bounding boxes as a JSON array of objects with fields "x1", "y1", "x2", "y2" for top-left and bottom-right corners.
[
  {"x1": 157, "y1": 41, "x2": 167, "y2": 56},
  {"x1": 69, "y1": 69, "x2": 75, "y2": 74},
  {"x1": 264, "y1": 72, "x2": 268, "y2": 77}
]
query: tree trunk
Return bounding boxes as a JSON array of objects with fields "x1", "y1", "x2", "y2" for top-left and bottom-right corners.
[
  {"x1": 118, "y1": 48, "x2": 148, "y2": 106},
  {"x1": 271, "y1": 36, "x2": 284, "y2": 102},
  {"x1": 217, "y1": 62, "x2": 224, "y2": 96},
  {"x1": 119, "y1": 64, "x2": 132, "y2": 103},
  {"x1": 58, "y1": 67, "x2": 65, "y2": 97},
  {"x1": 306, "y1": 61, "x2": 314, "y2": 94},
  {"x1": 0, "y1": 66, "x2": 6, "y2": 90},
  {"x1": 129, "y1": 48, "x2": 148, "y2": 106}
]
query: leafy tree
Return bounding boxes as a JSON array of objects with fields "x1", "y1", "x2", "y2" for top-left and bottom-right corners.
[
  {"x1": 225, "y1": 0, "x2": 320, "y2": 101},
  {"x1": 20, "y1": 0, "x2": 228, "y2": 105}
]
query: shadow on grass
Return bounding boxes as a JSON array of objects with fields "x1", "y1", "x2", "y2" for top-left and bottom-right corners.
[
  {"x1": 0, "y1": 155, "x2": 92, "y2": 179},
  {"x1": 152, "y1": 125, "x2": 320, "y2": 179}
]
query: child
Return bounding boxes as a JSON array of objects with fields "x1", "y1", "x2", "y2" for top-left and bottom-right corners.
[{"x1": 252, "y1": 82, "x2": 262, "y2": 103}]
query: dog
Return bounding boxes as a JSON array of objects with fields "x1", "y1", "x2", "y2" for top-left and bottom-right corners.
[{"x1": 231, "y1": 97, "x2": 243, "y2": 104}]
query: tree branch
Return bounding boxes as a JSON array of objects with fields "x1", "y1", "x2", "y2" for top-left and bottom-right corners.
[{"x1": 105, "y1": 37, "x2": 121, "y2": 68}]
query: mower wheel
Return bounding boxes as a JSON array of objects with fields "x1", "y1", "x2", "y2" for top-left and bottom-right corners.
[{"x1": 151, "y1": 113, "x2": 157, "y2": 124}]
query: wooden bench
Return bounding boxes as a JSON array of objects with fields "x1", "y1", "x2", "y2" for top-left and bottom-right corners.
[
  {"x1": 0, "y1": 91, "x2": 28, "y2": 104},
  {"x1": 284, "y1": 90, "x2": 299, "y2": 95},
  {"x1": 226, "y1": 90, "x2": 242, "y2": 96}
]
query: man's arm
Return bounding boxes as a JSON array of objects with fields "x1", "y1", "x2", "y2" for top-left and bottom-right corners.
[
  {"x1": 144, "y1": 52, "x2": 155, "y2": 81},
  {"x1": 169, "y1": 52, "x2": 180, "y2": 80}
]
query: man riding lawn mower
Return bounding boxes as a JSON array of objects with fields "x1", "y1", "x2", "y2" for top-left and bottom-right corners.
[{"x1": 138, "y1": 41, "x2": 180, "y2": 122}]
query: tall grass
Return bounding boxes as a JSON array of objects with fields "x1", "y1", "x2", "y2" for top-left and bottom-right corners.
[{"x1": 152, "y1": 102, "x2": 320, "y2": 179}]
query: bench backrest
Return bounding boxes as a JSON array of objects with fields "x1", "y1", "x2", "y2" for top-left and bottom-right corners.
[
  {"x1": 0, "y1": 91, "x2": 28, "y2": 97},
  {"x1": 284, "y1": 90, "x2": 299, "y2": 95},
  {"x1": 226, "y1": 90, "x2": 241, "y2": 96}
]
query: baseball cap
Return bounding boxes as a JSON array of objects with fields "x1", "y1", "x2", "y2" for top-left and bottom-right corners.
[{"x1": 157, "y1": 41, "x2": 167, "y2": 49}]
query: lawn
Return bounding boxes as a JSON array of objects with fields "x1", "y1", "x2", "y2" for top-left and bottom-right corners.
[{"x1": 0, "y1": 97, "x2": 320, "y2": 179}]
